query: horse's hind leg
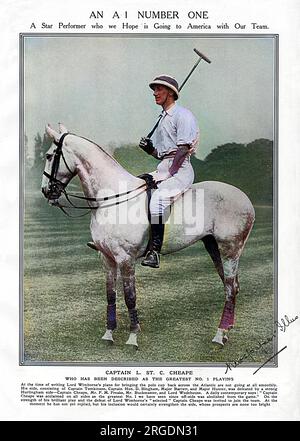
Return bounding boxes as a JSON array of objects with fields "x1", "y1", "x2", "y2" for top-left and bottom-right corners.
[
  {"x1": 202, "y1": 235, "x2": 224, "y2": 282},
  {"x1": 120, "y1": 261, "x2": 140, "y2": 347},
  {"x1": 202, "y1": 235, "x2": 240, "y2": 346},
  {"x1": 212, "y1": 256, "x2": 240, "y2": 346},
  {"x1": 101, "y1": 256, "x2": 117, "y2": 343}
]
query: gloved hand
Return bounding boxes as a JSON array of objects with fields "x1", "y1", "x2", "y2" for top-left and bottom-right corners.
[{"x1": 139, "y1": 137, "x2": 155, "y2": 155}]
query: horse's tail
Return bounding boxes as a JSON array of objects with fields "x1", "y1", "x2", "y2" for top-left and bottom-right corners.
[{"x1": 201, "y1": 235, "x2": 224, "y2": 282}]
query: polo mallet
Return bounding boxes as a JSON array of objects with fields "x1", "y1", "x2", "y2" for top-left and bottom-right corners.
[{"x1": 146, "y1": 48, "x2": 211, "y2": 138}]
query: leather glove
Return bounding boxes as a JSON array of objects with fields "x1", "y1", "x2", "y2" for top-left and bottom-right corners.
[{"x1": 139, "y1": 137, "x2": 155, "y2": 155}]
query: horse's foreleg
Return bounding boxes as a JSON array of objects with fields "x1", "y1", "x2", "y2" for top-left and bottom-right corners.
[
  {"x1": 101, "y1": 257, "x2": 117, "y2": 343},
  {"x1": 212, "y1": 257, "x2": 240, "y2": 346},
  {"x1": 120, "y1": 262, "x2": 140, "y2": 347}
]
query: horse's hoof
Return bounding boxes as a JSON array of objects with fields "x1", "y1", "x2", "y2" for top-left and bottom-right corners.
[
  {"x1": 223, "y1": 334, "x2": 229, "y2": 344},
  {"x1": 212, "y1": 328, "x2": 228, "y2": 347},
  {"x1": 87, "y1": 241, "x2": 99, "y2": 251},
  {"x1": 125, "y1": 333, "x2": 139, "y2": 348},
  {"x1": 102, "y1": 329, "x2": 114, "y2": 343}
]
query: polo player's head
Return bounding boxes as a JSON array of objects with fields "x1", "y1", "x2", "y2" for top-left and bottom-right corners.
[{"x1": 149, "y1": 75, "x2": 179, "y2": 109}]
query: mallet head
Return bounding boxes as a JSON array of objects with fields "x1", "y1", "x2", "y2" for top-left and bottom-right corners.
[{"x1": 193, "y1": 48, "x2": 212, "y2": 64}]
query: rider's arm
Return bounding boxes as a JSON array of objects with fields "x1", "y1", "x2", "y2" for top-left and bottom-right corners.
[
  {"x1": 151, "y1": 148, "x2": 159, "y2": 159},
  {"x1": 169, "y1": 108, "x2": 199, "y2": 176},
  {"x1": 169, "y1": 144, "x2": 191, "y2": 176}
]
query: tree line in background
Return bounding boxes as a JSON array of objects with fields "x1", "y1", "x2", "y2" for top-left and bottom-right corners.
[
  {"x1": 25, "y1": 132, "x2": 273, "y2": 205},
  {"x1": 24, "y1": 132, "x2": 52, "y2": 171}
]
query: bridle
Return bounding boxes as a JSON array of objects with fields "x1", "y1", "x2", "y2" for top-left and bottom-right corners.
[
  {"x1": 43, "y1": 133, "x2": 147, "y2": 217},
  {"x1": 43, "y1": 132, "x2": 73, "y2": 199}
]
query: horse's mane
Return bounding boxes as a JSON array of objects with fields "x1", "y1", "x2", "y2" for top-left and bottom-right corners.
[{"x1": 75, "y1": 134, "x2": 121, "y2": 166}]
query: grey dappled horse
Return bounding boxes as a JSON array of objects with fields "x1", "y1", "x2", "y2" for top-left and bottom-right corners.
[{"x1": 42, "y1": 124, "x2": 255, "y2": 348}]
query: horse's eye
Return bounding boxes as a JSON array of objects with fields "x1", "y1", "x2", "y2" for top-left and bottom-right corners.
[{"x1": 46, "y1": 153, "x2": 53, "y2": 161}]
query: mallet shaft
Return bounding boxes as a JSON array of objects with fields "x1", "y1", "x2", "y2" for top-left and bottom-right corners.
[
  {"x1": 179, "y1": 57, "x2": 202, "y2": 91},
  {"x1": 179, "y1": 48, "x2": 211, "y2": 91}
]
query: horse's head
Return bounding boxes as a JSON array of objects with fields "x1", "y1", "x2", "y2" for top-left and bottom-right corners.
[{"x1": 41, "y1": 123, "x2": 76, "y2": 202}]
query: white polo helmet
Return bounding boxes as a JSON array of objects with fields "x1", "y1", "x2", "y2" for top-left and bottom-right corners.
[{"x1": 149, "y1": 75, "x2": 179, "y2": 100}]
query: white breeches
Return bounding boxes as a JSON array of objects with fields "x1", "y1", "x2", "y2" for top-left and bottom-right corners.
[{"x1": 149, "y1": 157, "x2": 194, "y2": 218}]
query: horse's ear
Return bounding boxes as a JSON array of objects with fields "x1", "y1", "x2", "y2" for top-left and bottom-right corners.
[
  {"x1": 58, "y1": 122, "x2": 68, "y2": 134},
  {"x1": 46, "y1": 124, "x2": 60, "y2": 142}
]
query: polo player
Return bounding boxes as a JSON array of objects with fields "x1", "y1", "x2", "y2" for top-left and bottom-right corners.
[{"x1": 139, "y1": 75, "x2": 199, "y2": 268}]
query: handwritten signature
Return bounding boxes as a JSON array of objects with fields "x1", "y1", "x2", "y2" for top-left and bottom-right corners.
[
  {"x1": 274, "y1": 314, "x2": 298, "y2": 333},
  {"x1": 224, "y1": 314, "x2": 298, "y2": 375}
]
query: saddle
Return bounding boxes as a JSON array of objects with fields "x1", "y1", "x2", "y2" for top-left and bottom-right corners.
[{"x1": 137, "y1": 173, "x2": 157, "y2": 190}]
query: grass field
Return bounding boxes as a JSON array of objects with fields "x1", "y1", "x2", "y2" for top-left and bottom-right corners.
[{"x1": 23, "y1": 193, "x2": 274, "y2": 365}]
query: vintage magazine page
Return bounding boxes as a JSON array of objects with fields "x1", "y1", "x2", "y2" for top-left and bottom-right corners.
[{"x1": 0, "y1": 0, "x2": 299, "y2": 424}]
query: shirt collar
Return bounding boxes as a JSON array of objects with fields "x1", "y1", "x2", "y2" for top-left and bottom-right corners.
[{"x1": 160, "y1": 102, "x2": 178, "y2": 117}]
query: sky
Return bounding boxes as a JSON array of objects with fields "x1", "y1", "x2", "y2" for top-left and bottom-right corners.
[{"x1": 24, "y1": 35, "x2": 275, "y2": 159}]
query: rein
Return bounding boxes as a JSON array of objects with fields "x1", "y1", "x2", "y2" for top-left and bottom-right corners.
[{"x1": 43, "y1": 132, "x2": 147, "y2": 217}]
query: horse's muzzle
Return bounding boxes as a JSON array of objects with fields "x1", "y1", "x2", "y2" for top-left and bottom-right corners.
[{"x1": 41, "y1": 184, "x2": 62, "y2": 201}]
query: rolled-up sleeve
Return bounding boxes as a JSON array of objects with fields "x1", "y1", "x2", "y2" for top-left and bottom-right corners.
[{"x1": 176, "y1": 108, "x2": 199, "y2": 146}]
